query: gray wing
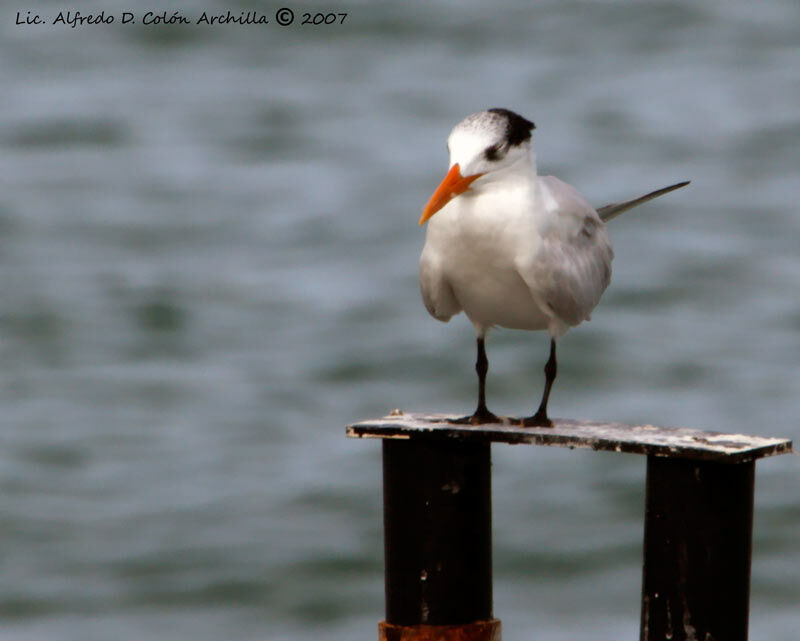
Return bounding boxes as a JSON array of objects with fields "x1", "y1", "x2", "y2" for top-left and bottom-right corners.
[
  {"x1": 519, "y1": 176, "x2": 613, "y2": 335},
  {"x1": 596, "y1": 181, "x2": 690, "y2": 222},
  {"x1": 419, "y1": 251, "x2": 461, "y2": 322}
]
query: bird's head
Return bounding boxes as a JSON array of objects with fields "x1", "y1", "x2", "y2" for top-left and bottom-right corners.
[{"x1": 419, "y1": 108, "x2": 535, "y2": 225}]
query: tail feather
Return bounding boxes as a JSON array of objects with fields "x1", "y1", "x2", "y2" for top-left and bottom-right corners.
[{"x1": 597, "y1": 181, "x2": 690, "y2": 222}]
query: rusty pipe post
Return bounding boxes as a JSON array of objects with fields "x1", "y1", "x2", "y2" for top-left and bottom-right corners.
[
  {"x1": 350, "y1": 413, "x2": 791, "y2": 641},
  {"x1": 380, "y1": 438, "x2": 500, "y2": 641},
  {"x1": 640, "y1": 455, "x2": 755, "y2": 641}
]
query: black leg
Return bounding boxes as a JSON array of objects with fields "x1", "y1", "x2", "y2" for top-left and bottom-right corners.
[
  {"x1": 521, "y1": 338, "x2": 556, "y2": 427},
  {"x1": 475, "y1": 336, "x2": 490, "y2": 415},
  {"x1": 449, "y1": 337, "x2": 501, "y2": 425}
]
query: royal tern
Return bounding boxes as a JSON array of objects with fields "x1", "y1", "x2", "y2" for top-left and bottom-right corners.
[{"x1": 418, "y1": 108, "x2": 689, "y2": 426}]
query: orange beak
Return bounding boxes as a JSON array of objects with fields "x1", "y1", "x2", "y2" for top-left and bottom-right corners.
[{"x1": 418, "y1": 163, "x2": 484, "y2": 225}]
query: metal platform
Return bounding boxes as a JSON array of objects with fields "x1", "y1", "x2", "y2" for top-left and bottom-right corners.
[
  {"x1": 350, "y1": 411, "x2": 793, "y2": 639},
  {"x1": 347, "y1": 411, "x2": 792, "y2": 463}
]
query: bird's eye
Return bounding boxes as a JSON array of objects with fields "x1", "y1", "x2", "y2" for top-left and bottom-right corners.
[{"x1": 484, "y1": 143, "x2": 507, "y2": 161}]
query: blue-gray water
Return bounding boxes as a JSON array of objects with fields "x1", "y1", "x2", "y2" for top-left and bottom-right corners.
[{"x1": 1, "y1": 1, "x2": 798, "y2": 639}]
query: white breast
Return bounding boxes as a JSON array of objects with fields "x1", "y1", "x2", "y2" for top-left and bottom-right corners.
[{"x1": 419, "y1": 180, "x2": 551, "y2": 334}]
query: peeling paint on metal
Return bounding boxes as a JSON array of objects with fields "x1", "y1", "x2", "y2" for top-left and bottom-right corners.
[{"x1": 347, "y1": 412, "x2": 792, "y2": 463}]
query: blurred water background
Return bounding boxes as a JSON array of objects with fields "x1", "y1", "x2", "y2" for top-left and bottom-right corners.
[{"x1": 1, "y1": 1, "x2": 798, "y2": 639}]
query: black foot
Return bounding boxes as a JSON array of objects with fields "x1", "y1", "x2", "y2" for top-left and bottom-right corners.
[
  {"x1": 449, "y1": 409, "x2": 502, "y2": 426},
  {"x1": 519, "y1": 411, "x2": 553, "y2": 428}
]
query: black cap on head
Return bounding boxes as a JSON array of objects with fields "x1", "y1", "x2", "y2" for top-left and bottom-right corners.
[{"x1": 487, "y1": 108, "x2": 536, "y2": 146}]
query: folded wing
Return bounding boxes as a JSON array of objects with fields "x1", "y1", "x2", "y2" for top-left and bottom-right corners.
[
  {"x1": 517, "y1": 176, "x2": 614, "y2": 336},
  {"x1": 596, "y1": 180, "x2": 690, "y2": 222},
  {"x1": 419, "y1": 253, "x2": 462, "y2": 322}
]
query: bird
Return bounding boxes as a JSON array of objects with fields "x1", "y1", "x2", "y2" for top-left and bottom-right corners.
[{"x1": 418, "y1": 108, "x2": 689, "y2": 427}]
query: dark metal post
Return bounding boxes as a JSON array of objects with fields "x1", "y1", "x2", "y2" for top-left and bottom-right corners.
[
  {"x1": 640, "y1": 455, "x2": 755, "y2": 641},
  {"x1": 381, "y1": 438, "x2": 500, "y2": 640},
  {"x1": 350, "y1": 412, "x2": 790, "y2": 641}
]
